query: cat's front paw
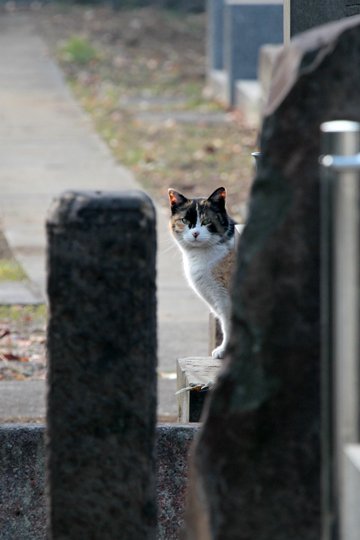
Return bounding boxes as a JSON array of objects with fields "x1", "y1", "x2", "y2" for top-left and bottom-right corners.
[{"x1": 212, "y1": 345, "x2": 226, "y2": 359}]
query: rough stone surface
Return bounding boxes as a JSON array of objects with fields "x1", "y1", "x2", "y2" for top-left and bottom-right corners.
[
  {"x1": 285, "y1": 0, "x2": 360, "y2": 36},
  {"x1": 46, "y1": 191, "x2": 157, "y2": 539},
  {"x1": 185, "y1": 16, "x2": 360, "y2": 540},
  {"x1": 0, "y1": 425, "x2": 46, "y2": 540},
  {"x1": 0, "y1": 424, "x2": 197, "y2": 540},
  {"x1": 157, "y1": 424, "x2": 198, "y2": 539}
]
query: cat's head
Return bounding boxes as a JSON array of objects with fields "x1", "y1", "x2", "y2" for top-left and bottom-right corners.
[{"x1": 168, "y1": 187, "x2": 234, "y2": 249}]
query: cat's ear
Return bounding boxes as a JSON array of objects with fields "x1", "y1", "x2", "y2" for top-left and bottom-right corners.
[
  {"x1": 168, "y1": 189, "x2": 188, "y2": 209},
  {"x1": 208, "y1": 187, "x2": 226, "y2": 208}
]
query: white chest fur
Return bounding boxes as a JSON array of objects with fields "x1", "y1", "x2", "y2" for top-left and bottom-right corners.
[{"x1": 180, "y1": 240, "x2": 234, "y2": 318}]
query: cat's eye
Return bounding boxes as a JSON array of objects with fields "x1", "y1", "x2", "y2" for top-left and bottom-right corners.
[
  {"x1": 181, "y1": 218, "x2": 188, "y2": 224},
  {"x1": 202, "y1": 218, "x2": 211, "y2": 226}
]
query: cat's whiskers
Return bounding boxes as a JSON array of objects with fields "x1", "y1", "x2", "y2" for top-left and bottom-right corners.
[{"x1": 159, "y1": 242, "x2": 177, "y2": 255}]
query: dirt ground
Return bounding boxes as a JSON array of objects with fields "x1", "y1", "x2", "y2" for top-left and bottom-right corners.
[
  {"x1": 35, "y1": 4, "x2": 259, "y2": 219},
  {"x1": 0, "y1": 306, "x2": 46, "y2": 381}
]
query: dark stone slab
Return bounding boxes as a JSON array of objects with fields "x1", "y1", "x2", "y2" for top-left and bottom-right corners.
[
  {"x1": 223, "y1": 1, "x2": 283, "y2": 105},
  {"x1": 224, "y1": 1, "x2": 283, "y2": 86},
  {"x1": 185, "y1": 15, "x2": 360, "y2": 540},
  {"x1": 0, "y1": 425, "x2": 46, "y2": 540},
  {"x1": 207, "y1": 0, "x2": 225, "y2": 71},
  {"x1": 0, "y1": 423, "x2": 198, "y2": 540},
  {"x1": 285, "y1": 0, "x2": 360, "y2": 36},
  {"x1": 46, "y1": 191, "x2": 157, "y2": 539}
]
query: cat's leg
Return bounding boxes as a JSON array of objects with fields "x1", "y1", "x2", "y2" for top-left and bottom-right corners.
[
  {"x1": 211, "y1": 318, "x2": 229, "y2": 358},
  {"x1": 211, "y1": 299, "x2": 231, "y2": 359}
]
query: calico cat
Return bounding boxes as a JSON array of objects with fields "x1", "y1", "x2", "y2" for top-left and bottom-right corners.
[{"x1": 168, "y1": 186, "x2": 235, "y2": 359}]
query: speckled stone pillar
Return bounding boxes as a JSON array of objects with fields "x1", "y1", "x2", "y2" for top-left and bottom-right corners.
[
  {"x1": 157, "y1": 424, "x2": 199, "y2": 539},
  {"x1": 185, "y1": 15, "x2": 360, "y2": 540},
  {"x1": 0, "y1": 425, "x2": 46, "y2": 539},
  {"x1": 46, "y1": 191, "x2": 157, "y2": 540}
]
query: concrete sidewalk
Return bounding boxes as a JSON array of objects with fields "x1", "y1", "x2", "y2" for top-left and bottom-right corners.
[{"x1": 0, "y1": 12, "x2": 208, "y2": 420}]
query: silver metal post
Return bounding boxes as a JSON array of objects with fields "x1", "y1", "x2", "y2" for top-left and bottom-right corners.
[
  {"x1": 320, "y1": 120, "x2": 360, "y2": 540},
  {"x1": 251, "y1": 151, "x2": 261, "y2": 173}
]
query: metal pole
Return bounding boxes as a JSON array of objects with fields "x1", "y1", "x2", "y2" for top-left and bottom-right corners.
[
  {"x1": 251, "y1": 151, "x2": 262, "y2": 173},
  {"x1": 320, "y1": 120, "x2": 360, "y2": 540}
]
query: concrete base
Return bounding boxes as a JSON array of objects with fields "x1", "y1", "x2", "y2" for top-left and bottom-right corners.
[
  {"x1": 207, "y1": 68, "x2": 228, "y2": 105},
  {"x1": 208, "y1": 69, "x2": 261, "y2": 126},
  {"x1": 208, "y1": 44, "x2": 284, "y2": 126},
  {"x1": 235, "y1": 80, "x2": 262, "y2": 126}
]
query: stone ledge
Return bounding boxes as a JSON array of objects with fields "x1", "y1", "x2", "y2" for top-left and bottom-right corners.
[{"x1": 0, "y1": 423, "x2": 198, "y2": 540}]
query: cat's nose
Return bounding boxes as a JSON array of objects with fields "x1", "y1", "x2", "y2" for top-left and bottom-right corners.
[{"x1": 192, "y1": 231, "x2": 199, "y2": 238}]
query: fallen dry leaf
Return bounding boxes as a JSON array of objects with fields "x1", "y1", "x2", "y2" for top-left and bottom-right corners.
[
  {"x1": 0, "y1": 327, "x2": 10, "y2": 339},
  {"x1": 13, "y1": 373, "x2": 27, "y2": 381},
  {"x1": 0, "y1": 352, "x2": 29, "y2": 362},
  {"x1": 204, "y1": 143, "x2": 216, "y2": 154}
]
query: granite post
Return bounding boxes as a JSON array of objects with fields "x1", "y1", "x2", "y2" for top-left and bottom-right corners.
[
  {"x1": 156, "y1": 425, "x2": 199, "y2": 539},
  {"x1": 46, "y1": 191, "x2": 157, "y2": 539},
  {"x1": 185, "y1": 15, "x2": 360, "y2": 540}
]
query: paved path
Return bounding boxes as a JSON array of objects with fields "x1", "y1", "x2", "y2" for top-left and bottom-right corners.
[{"x1": 0, "y1": 12, "x2": 208, "y2": 420}]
